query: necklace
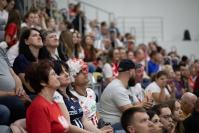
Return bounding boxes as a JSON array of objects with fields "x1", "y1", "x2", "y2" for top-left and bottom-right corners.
[{"x1": 75, "y1": 87, "x2": 87, "y2": 97}]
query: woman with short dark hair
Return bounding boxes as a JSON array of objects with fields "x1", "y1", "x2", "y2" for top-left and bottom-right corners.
[{"x1": 25, "y1": 60, "x2": 69, "y2": 133}]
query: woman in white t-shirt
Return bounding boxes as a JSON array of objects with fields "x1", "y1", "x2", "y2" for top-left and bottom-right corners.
[{"x1": 145, "y1": 71, "x2": 175, "y2": 104}]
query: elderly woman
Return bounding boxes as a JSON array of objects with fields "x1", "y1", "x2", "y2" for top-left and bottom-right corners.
[
  {"x1": 42, "y1": 30, "x2": 60, "y2": 61},
  {"x1": 25, "y1": 60, "x2": 69, "y2": 133},
  {"x1": 67, "y1": 59, "x2": 98, "y2": 125},
  {"x1": 53, "y1": 61, "x2": 112, "y2": 133}
]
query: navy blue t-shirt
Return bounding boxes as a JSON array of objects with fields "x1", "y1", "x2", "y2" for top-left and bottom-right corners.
[
  {"x1": 13, "y1": 54, "x2": 33, "y2": 94},
  {"x1": 13, "y1": 54, "x2": 31, "y2": 75},
  {"x1": 64, "y1": 97, "x2": 84, "y2": 128}
]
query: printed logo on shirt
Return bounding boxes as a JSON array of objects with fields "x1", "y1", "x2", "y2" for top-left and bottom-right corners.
[
  {"x1": 70, "y1": 105, "x2": 75, "y2": 111},
  {"x1": 69, "y1": 111, "x2": 78, "y2": 115}
]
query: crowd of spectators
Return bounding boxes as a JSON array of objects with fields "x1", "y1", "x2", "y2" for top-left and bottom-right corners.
[{"x1": 1, "y1": 0, "x2": 199, "y2": 133}]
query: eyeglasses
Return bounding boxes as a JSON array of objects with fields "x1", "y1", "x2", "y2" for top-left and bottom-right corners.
[
  {"x1": 76, "y1": 65, "x2": 88, "y2": 75},
  {"x1": 48, "y1": 34, "x2": 57, "y2": 39},
  {"x1": 81, "y1": 65, "x2": 88, "y2": 74}
]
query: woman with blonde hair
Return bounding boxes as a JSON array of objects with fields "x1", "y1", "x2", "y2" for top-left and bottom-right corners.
[
  {"x1": 58, "y1": 30, "x2": 74, "y2": 60},
  {"x1": 73, "y1": 30, "x2": 85, "y2": 59}
]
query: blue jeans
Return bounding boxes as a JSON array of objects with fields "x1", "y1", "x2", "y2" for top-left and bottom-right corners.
[
  {"x1": 0, "y1": 125, "x2": 12, "y2": 133},
  {"x1": 0, "y1": 96, "x2": 26, "y2": 123},
  {"x1": 0, "y1": 104, "x2": 10, "y2": 125},
  {"x1": 112, "y1": 122, "x2": 125, "y2": 133}
]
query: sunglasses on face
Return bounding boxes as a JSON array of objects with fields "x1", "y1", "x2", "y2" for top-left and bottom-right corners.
[{"x1": 81, "y1": 64, "x2": 88, "y2": 74}]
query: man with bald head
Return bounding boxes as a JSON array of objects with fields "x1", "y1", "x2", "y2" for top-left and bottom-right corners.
[
  {"x1": 184, "y1": 98, "x2": 199, "y2": 133},
  {"x1": 180, "y1": 92, "x2": 197, "y2": 118}
]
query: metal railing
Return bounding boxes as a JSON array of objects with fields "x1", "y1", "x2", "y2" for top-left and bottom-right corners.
[
  {"x1": 23, "y1": 0, "x2": 115, "y2": 35},
  {"x1": 67, "y1": 0, "x2": 116, "y2": 35},
  {"x1": 117, "y1": 16, "x2": 164, "y2": 43},
  {"x1": 71, "y1": 0, "x2": 115, "y2": 23},
  {"x1": 23, "y1": 0, "x2": 164, "y2": 43},
  {"x1": 24, "y1": 0, "x2": 32, "y2": 14}
]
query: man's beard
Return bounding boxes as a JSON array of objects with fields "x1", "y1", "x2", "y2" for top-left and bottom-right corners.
[{"x1": 128, "y1": 75, "x2": 136, "y2": 87}]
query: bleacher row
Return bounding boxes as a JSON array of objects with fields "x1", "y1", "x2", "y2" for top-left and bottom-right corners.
[{"x1": 1, "y1": 0, "x2": 199, "y2": 133}]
